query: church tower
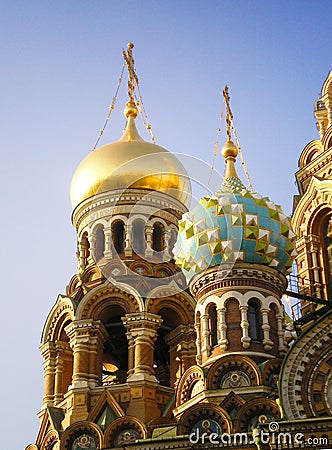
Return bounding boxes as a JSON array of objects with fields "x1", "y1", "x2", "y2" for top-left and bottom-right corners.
[
  {"x1": 26, "y1": 44, "x2": 196, "y2": 450},
  {"x1": 173, "y1": 87, "x2": 296, "y2": 439}
]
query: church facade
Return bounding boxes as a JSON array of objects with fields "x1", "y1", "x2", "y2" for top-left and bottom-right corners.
[{"x1": 26, "y1": 47, "x2": 332, "y2": 450}]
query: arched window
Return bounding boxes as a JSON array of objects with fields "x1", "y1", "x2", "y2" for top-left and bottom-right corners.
[
  {"x1": 152, "y1": 223, "x2": 164, "y2": 252},
  {"x1": 208, "y1": 304, "x2": 218, "y2": 347},
  {"x1": 248, "y1": 300, "x2": 261, "y2": 341},
  {"x1": 94, "y1": 225, "x2": 105, "y2": 262},
  {"x1": 133, "y1": 220, "x2": 145, "y2": 256},
  {"x1": 112, "y1": 221, "x2": 125, "y2": 255}
]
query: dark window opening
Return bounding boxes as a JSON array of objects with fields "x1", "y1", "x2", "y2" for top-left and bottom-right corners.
[
  {"x1": 208, "y1": 304, "x2": 218, "y2": 347},
  {"x1": 112, "y1": 221, "x2": 125, "y2": 255},
  {"x1": 95, "y1": 225, "x2": 105, "y2": 262},
  {"x1": 133, "y1": 220, "x2": 145, "y2": 256},
  {"x1": 248, "y1": 300, "x2": 261, "y2": 341},
  {"x1": 152, "y1": 224, "x2": 163, "y2": 252}
]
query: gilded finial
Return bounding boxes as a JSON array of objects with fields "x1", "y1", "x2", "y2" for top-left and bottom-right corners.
[{"x1": 123, "y1": 42, "x2": 138, "y2": 103}]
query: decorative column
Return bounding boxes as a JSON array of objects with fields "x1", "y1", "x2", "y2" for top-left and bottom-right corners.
[
  {"x1": 54, "y1": 342, "x2": 65, "y2": 404},
  {"x1": 240, "y1": 305, "x2": 251, "y2": 349},
  {"x1": 104, "y1": 227, "x2": 112, "y2": 259},
  {"x1": 276, "y1": 313, "x2": 287, "y2": 355},
  {"x1": 124, "y1": 224, "x2": 133, "y2": 257},
  {"x1": 145, "y1": 225, "x2": 153, "y2": 259},
  {"x1": 163, "y1": 229, "x2": 172, "y2": 261},
  {"x1": 126, "y1": 330, "x2": 135, "y2": 377},
  {"x1": 87, "y1": 233, "x2": 96, "y2": 264},
  {"x1": 195, "y1": 318, "x2": 202, "y2": 365},
  {"x1": 165, "y1": 324, "x2": 196, "y2": 388},
  {"x1": 40, "y1": 342, "x2": 56, "y2": 408},
  {"x1": 201, "y1": 314, "x2": 211, "y2": 357},
  {"x1": 308, "y1": 234, "x2": 323, "y2": 298},
  {"x1": 66, "y1": 319, "x2": 107, "y2": 389},
  {"x1": 77, "y1": 239, "x2": 87, "y2": 273},
  {"x1": 217, "y1": 307, "x2": 228, "y2": 350},
  {"x1": 261, "y1": 308, "x2": 273, "y2": 351},
  {"x1": 122, "y1": 313, "x2": 162, "y2": 382}
]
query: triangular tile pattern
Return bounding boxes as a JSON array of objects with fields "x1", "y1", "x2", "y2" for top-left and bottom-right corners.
[{"x1": 175, "y1": 179, "x2": 296, "y2": 281}]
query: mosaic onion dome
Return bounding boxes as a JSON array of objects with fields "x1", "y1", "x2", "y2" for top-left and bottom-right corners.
[
  {"x1": 70, "y1": 101, "x2": 191, "y2": 210},
  {"x1": 175, "y1": 140, "x2": 296, "y2": 281}
]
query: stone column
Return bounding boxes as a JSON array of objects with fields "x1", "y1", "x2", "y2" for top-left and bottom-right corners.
[
  {"x1": 308, "y1": 234, "x2": 323, "y2": 298},
  {"x1": 165, "y1": 324, "x2": 196, "y2": 388},
  {"x1": 40, "y1": 342, "x2": 56, "y2": 408},
  {"x1": 104, "y1": 227, "x2": 113, "y2": 259},
  {"x1": 125, "y1": 329, "x2": 135, "y2": 377},
  {"x1": 87, "y1": 233, "x2": 96, "y2": 264},
  {"x1": 122, "y1": 313, "x2": 162, "y2": 383},
  {"x1": 240, "y1": 305, "x2": 251, "y2": 349},
  {"x1": 261, "y1": 308, "x2": 273, "y2": 351},
  {"x1": 54, "y1": 342, "x2": 65, "y2": 404},
  {"x1": 217, "y1": 307, "x2": 228, "y2": 350},
  {"x1": 66, "y1": 320, "x2": 107, "y2": 389},
  {"x1": 145, "y1": 225, "x2": 153, "y2": 259},
  {"x1": 124, "y1": 224, "x2": 133, "y2": 257},
  {"x1": 195, "y1": 318, "x2": 202, "y2": 365},
  {"x1": 77, "y1": 238, "x2": 87, "y2": 273},
  {"x1": 201, "y1": 314, "x2": 211, "y2": 357},
  {"x1": 163, "y1": 229, "x2": 172, "y2": 261},
  {"x1": 276, "y1": 313, "x2": 287, "y2": 355}
]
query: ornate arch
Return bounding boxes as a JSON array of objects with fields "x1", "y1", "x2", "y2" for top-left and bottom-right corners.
[
  {"x1": 146, "y1": 287, "x2": 195, "y2": 324},
  {"x1": 206, "y1": 355, "x2": 261, "y2": 390},
  {"x1": 176, "y1": 365, "x2": 206, "y2": 406},
  {"x1": 60, "y1": 421, "x2": 102, "y2": 450},
  {"x1": 298, "y1": 140, "x2": 324, "y2": 169},
  {"x1": 104, "y1": 416, "x2": 147, "y2": 448},
  {"x1": 292, "y1": 177, "x2": 332, "y2": 237},
  {"x1": 177, "y1": 403, "x2": 232, "y2": 435},
  {"x1": 81, "y1": 265, "x2": 104, "y2": 285},
  {"x1": 234, "y1": 398, "x2": 280, "y2": 432},
  {"x1": 42, "y1": 296, "x2": 75, "y2": 345},
  {"x1": 90, "y1": 219, "x2": 109, "y2": 233},
  {"x1": 76, "y1": 281, "x2": 143, "y2": 319}
]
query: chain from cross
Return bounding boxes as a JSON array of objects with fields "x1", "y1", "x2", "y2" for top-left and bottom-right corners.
[{"x1": 123, "y1": 42, "x2": 139, "y2": 102}]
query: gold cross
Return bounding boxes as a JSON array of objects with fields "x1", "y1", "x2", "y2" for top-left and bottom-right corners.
[
  {"x1": 223, "y1": 85, "x2": 233, "y2": 142},
  {"x1": 123, "y1": 42, "x2": 139, "y2": 102}
]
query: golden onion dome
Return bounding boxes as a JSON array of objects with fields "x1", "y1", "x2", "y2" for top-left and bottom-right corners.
[{"x1": 70, "y1": 102, "x2": 191, "y2": 210}]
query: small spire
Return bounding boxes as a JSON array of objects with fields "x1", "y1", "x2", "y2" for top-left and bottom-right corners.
[{"x1": 222, "y1": 86, "x2": 239, "y2": 179}]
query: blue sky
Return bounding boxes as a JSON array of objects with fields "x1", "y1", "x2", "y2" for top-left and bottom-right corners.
[{"x1": 1, "y1": 1, "x2": 331, "y2": 448}]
